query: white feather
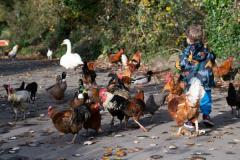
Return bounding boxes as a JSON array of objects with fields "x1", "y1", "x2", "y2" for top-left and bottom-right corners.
[
  {"x1": 8, "y1": 45, "x2": 19, "y2": 58},
  {"x1": 8, "y1": 90, "x2": 31, "y2": 102},
  {"x1": 60, "y1": 39, "x2": 83, "y2": 69},
  {"x1": 47, "y1": 49, "x2": 53, "y2": 60},
  {"x1": 186, "y1": 77, "x2": 206, "y2": 106},
  {"x1": 121, "y1": 54, "x2": 128, "y2": 66}
]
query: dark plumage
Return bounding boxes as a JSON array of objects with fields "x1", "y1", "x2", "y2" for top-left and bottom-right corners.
[
  {"x1": 145, "y1": 90, "x2": 168, "y2": 121},
  {"x1": 25, "y1": 82, "x2": 38, "y2": 103},
  {"x1": 82, "y1": 61, "x2": 97, "y2": 86},
  {"x1": 226, "y1": 83, "x2": 240, "y2": 117},
  {"x1": 108, "y1": 73, "x2": 129, "y2": 92},
  {"x1": 222, "y1": 68, "x2": 239, "y2": 81}
]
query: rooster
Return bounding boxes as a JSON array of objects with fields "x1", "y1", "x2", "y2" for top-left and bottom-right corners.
[
  {"x1": 212, "y1": 56, "x2": 234, "y2": 83},
  {"x1": 128, "y1": 51, "x2": 141, "y2": 70},
  {"x1": 2, "y1": 82, "x2": 25, "y2": 95},
  {"x1": 4, "y1": 85, "x2": 31, "y2": 120},
  {"x1": 99, "y1": 88, "x2": 126, "y2": 128},
  {"x1": 167, "y1": 77, "x2": 205, "y2": 136},
  {"x1": 82, "y1": 61, "x2": 97, "y2": 87},
  {"x1": 226, "y1": 83, "x2": 240, "y2": 117},
  {"x1": 108, "y1": 48, "x2": 125, "y2": 64},
  {"x1": 99, "y1": 89, "x2": 147, "y2": 131}
]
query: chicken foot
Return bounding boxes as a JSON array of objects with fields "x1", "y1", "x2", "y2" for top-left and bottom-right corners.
[
  {"x1": 133, "y1": 119, "x2": 148, "y2": 132},
  {"x1": 67, "y1": 133, "x2": 78, "y2": 144}
]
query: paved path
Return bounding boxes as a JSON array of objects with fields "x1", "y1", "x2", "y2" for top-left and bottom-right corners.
[{"x1": 0, "y1": 59, "x2": 239, "y2": 160}]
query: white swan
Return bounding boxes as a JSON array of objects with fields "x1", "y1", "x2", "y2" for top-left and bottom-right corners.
[{"x1": 60, "y1": 39, "x2": 83, "y2": 69}]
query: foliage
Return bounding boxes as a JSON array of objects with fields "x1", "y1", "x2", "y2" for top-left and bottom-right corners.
[
  {"x1": 203, "y1": 0, "x2": 240, "y2": 60},
  {"x1": 0, "y1": 0, "x2": 239, "y2": 61}
]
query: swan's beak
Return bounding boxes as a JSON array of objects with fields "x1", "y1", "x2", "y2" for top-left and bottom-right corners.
[{"x1": 61, "y1": 42, "x2": 64, "y2": 45}]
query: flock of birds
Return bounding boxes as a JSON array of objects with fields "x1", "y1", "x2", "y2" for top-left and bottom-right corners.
[{"x1": 2, "y1": 39, "x2": 240, "y2": 144}]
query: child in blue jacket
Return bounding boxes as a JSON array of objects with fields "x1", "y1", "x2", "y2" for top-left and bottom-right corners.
[{"x1": 176, "y1": 25, "x2": 216, "y2": 128}]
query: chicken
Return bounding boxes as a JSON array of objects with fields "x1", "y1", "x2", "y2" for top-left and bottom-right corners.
[
  {"x1": 163, "y1": 73, "x2": 184, "y2": 96},
  {"x1": 2, "y1": 82, "x2": 25, "y2": 95},
  {"x1": 25, "y1": 82, "x2": 38, "y2": 103},
  {"x1": 48, "y1": 105, "x2": 91, "y2": 144},
  {"x1": 212, "y1": 56, "x2": 234, "y2": 82},
  {"x1": 99, "y1": 89, "x2": 147, "y2": 131},
  {"x1": 145, "y1": 91, "x2": 168, "y2": 122},
  {"x1": 82, "y1": 61, "x2": 97, "y2": 87},
  {"x1": 128, "y1": 51, "x2": 141, "y2": 70},
  {"x1": 226, "y1": 83, "x2": 240, "y2": 117},
  {"x1": 47, "y1": 49, "x2": 53, "y2": 60},
  {"x1": 167, "y1": 77, "x2": 205, "y2": 136},
  {"x1": 46, "y1": 72, "x2": 67, "y2": 100},
  {"x1": 108, "y1": 48, "x2": 125, "y2": 64},
  {"x1": 83, "y1": 102, "x2": 102, "y2": 134},
  {"x1": 222, "y1": 67, "x2": 239, "y2": 81},
  {"x1": 99, "y1": 88, "x2": 126, "y2": 128},
  {"x1": 8, "y1": 45, "x2": 19, "y2": 59},
  {"x1": 124, "y1": 89, "x2": 148, "y2": 132},
  {"x1": 4, "y1": 85, "x2": 31, "y2": 120}
]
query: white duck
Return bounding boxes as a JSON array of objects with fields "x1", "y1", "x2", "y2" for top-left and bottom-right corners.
[
  {"x1": 47, "y1": 49, "x2": 53, "y2": 60},
  {"x1": 8, "y1": 45, "x2": 19, "y2": 59},
  {"x1": 60, "y1": 39, "x2": 83, "y2": 69}
]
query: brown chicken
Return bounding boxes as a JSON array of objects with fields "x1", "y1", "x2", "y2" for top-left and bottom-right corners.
[
  {"x1": 48, "y1": 102, "x2": 101, "y2": 144},
  {"x1": 129, "y1": 51, "x2": 141, "y2": 70},
  {"x1": 163, "y1": 73, "x2": 184, "y2": 97},
  {"x1": 48, "y1": 105, "x2": 89, "y2": 144},
  {"x1": 108, "y1": 48, "x2": 125, "y2": 64},
  {"x1": 82, "y1": 61, "x2": 97, "y2": 87},
  {"x1": 124, "y1": 89, "x2": 148, "y2": 132},
  {"x1": 212, "y1": 56, "x2": 234, "y2": 82},
  {"x1": 167, "y1": 77, "x2": 205, "y2": 136},
  {"x1": 83, "y1": 102, "x2": 102, "y2": 133}
]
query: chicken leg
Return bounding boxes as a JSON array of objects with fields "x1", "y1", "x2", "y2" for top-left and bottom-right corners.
[
  {"x1": 133, "y1": 119, "x2": 148, "y2": 132},
  {"x1": 67, "y1": 133, "x2": 78, "y2": 144}
]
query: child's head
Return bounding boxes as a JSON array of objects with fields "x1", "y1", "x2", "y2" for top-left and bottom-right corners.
[{"x1": 186, "y1": 25, "x2": 203, "y2": 44}]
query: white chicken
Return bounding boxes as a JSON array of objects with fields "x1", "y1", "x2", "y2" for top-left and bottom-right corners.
[
  {"x1": 47, "y1": 49, "x2": 53, "y2": 60},
  {"x1": 8, "y1": 45, "x2": 19, "y2": 59},
  {"x1": 121, "y1": 54, "x2": 128, "y2": 69},
  {"x1": 60, "y1": 39, "x2": 83, "y2": 69},
  {"x1": 6, "y1": 85, "x2": 31, "y2": 120}
]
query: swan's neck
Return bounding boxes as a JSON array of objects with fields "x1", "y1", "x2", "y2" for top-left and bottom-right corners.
[{"x1": 66, "y1": 42, "x2": 72, "y2": 55}]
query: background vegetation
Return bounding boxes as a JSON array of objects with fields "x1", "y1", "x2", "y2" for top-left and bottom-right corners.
[{"x1": 0, "y1": 0, "x2": 239, "y2": 61}]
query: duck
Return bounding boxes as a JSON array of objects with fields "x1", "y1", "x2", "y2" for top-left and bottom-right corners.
[
  {"x1": 70, "y1": 79, "x2": 88, "y2": 109},
  {"x1": 46, "y1": 72, "x2": 67, "y2": 100},
  {"x1": 131, "y1": 71, "x2": 153, "y2": 85},
  {"x1": 47, "y1": 49, "x2": 53, "y2": 60},
  {"x1": 60, "y1": 39, "x2": 83, "y2": 69}
]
